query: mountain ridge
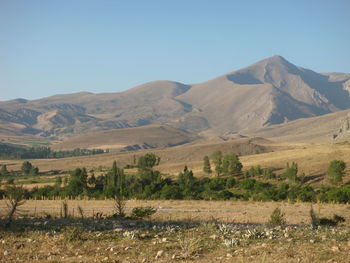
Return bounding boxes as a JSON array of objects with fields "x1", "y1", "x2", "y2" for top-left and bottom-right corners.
[{"x1": 1, "y1": 55, "x2": 350, "y2": 143}]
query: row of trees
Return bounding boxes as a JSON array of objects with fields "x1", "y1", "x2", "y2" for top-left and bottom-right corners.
[
  {"x1": 203, "y1": 151, "x2": 346, "y2": 186},
  {"x1": 2, "y1": 152, "x2": 346, "y2": 203},
  {"x1": 1, "y1": 149, "x2": 348, "y2": 203},
  {"x1": 203, "y1": 151, "x2": 243, "y2": 176},
  {"x1": 0, "y1": 143, "x2": 106, "y2": 160},
  {"x1": 0, "y1": 161, "x2": 40, "y2": 176}
]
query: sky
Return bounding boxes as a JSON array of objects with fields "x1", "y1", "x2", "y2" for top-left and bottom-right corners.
[{"x1": 0, "y1": 0, "x2": 349, "y2": 101}]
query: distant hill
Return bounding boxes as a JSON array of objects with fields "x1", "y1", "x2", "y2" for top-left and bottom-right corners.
[
  {"x1": 1, "y1": 55, "x2": 350, "y2": 145},
  {"x1": 51, "y1": 124, "x2": 200, "y2": 151},
  {"x1": 245, "y1": 107, "x2": 350, "y2": 143}
]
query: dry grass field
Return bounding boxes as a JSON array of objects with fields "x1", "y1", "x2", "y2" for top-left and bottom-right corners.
[
  {"x1": 1, "y1": 200, "x2": 350, "y2": 225},
  {"x1": 1, "y1": 200, "x2": 350, "y2": 262},
  {"x1": 2, "y1": 140, "x2": 350, "y2": 186}
]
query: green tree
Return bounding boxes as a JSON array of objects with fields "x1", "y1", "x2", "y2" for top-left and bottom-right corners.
[
  {"x1": 66, "y1": 168, "x2": 85, "y2": 196},
  {"x1": 203, "y1": 156, "x2": 212, "y2": 174},
  {"x1": 0, "y1": 164, "x2": 9, "y2": 176},
  {"x1": 211, "y1": 151, "x2": 222, "y2": 176},
  {"x1": 106, "y1": 161, "x2": 125, "y2": 197},
  {"x1": 137, "y1": 153, "x2": 160, "y2": 171},
  {"x1": 21, "y1": 161, "x2": 33, "y2": 175},
  {"x1": 282, "y1": 162, "x2": 298, "y2": 182},
  {"x1": 328, "y1": 160, "x2": 346, "y2": 185},
  {"x1": 222, "y1": 153, "x2": 242, "y2": 176},
  {"x1": 30, "y1": 166, "x2": 39, "y2": 175}
]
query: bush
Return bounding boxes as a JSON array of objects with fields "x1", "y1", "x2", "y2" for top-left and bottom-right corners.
[
  {"x1": 113, "y1": 195, "x2": 126, "y2": 218},
  {"x1": 239, "y1": 179, "x2": 256, "y2": 190},
  {"x1": 268, "y1": 208, "x2": 286, "y2": 225},
  {"x1": 160, "y1": 184, "x2": 183, "y2": 200},
  {"x1": 326, "y1": 185, "x2": 350, "y2": 203},
  {"x1": 263, "y1": 168, "x2": 276, "y2": 179},
  {"x1": 131, "y1": 206, "x2": 157, "y2": 219}
]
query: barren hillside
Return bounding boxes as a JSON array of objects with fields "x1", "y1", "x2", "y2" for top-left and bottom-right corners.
[{"x1": 1, "y1": 55, "x2": 350, "y2": 144}]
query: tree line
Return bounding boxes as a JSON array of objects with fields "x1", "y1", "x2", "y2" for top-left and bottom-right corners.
[
  {"x1": 1, "y1": 152, "x2": 349, "y2": 204},
  {"x1": 0, "y1": 143, "x2": 106, "y2": 160}
]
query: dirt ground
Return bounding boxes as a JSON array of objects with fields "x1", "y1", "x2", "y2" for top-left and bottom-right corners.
[{"x1": 1, "y1": 200, "x2": 349, "y2": 226}]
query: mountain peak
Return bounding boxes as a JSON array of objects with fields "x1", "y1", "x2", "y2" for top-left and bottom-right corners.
[{"x1": 261, "y1": 55, "x2": 291, "y2": 65}]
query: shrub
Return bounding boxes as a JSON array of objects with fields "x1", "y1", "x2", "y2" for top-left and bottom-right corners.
[
  {"x1": 113, "y1": 195, "x2": 126, "y2": 218},
  {"x1": 262, "y1": 168, "x2": 276, "y2": 179},
  {"x1": 268, "y1": 208, "x2": 286, "y2": 225},
  {"x1": 239, "y1": 178, "x2": 256, "y2": 190},
  {"x1": 226, "y1": 177, "x2": 236, "y2": 188},
  {"x1": 326, "y1": 185, "x2": 350, "y2": 203},
  {"x1": 131, "y1": 206, "x2": 157, "y2": 219},
  {"x1": 160, "y1": 184, "x2": 183, "y2": 200},
  {"x1": 4, "y1": 185, "x2": 26, "y2": 227}
]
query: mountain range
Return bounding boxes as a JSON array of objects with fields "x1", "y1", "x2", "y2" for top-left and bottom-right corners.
[{"x1": 1, "y1": 55, "x2": 350, "y2": 148}]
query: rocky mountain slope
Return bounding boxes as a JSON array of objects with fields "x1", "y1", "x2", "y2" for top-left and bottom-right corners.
[{"x1": 1, "y1": 55, "x2": 350, "y2": 142}]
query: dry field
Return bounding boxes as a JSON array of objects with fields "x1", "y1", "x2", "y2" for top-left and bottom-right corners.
[
  {"x1": 1, "y1": 200, "x2": 350, "y2": 262},
  {"x1": 2, "y1": 141, "x2": 350, "y2": 186},
  {"x1": 0, "y1": 200, "x2": 350, "y2": 225}
]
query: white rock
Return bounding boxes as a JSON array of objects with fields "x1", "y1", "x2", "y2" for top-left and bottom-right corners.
[
  {"x1": 155, "y1": 250, "x2": 164, "y2": 259},
  {"x1": 331, "y1": 246, "x2": 340, "y2": 252},
  {"x1": 4, "y1": 250, "x2": 11, "y2": 256},
  {"x1": 210, "y1": 234, "x2": 218, "y2": 240}
]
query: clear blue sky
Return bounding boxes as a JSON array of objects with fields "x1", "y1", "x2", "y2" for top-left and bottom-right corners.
[{"x1": 1, "y1": 0, "x2": 349, "y2": 101}]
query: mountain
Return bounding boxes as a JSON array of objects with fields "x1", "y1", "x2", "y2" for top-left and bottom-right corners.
[
  {"x1": 1, "y1": 55, "x2": 350, "y2": 144},
  {"x1": 177, "y1": 55, "x2": 350, "y2": 134}
]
